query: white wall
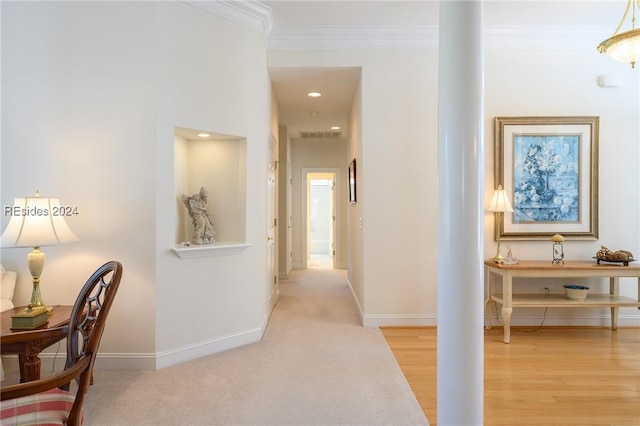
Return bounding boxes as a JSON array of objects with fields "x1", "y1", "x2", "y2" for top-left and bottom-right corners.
[
  {"x1": 1, "y1": 1, "x2": 272, "y2": 370},
  {"x1": 347, "y1": 76, "x2": 364, "y2": 320},
  {"x1": 269, "y1": 50, "x2": 439, "y2": 326},
  {"x1": 154, "y1": 2, "x2": 270, "y2": 366},
  {"x1": 2, "y1": 1, "x2": 638, "y2": 373},
  {"x1": 277, "y1": 125, "x2": 292, "y2": 279},
  {"x1": 269, "y1": 41, "x2": 639, "y2": 327},
  {"x1": 484, "y1": 50, "x2": 640, "y2": 325},
  {"x1": 1, "y1": 1, "x2": 158, "y2": 362}
]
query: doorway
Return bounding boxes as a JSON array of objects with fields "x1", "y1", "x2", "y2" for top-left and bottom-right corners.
[{"x1": 303, "y1": 169, "x2": 339, "y2": 269}]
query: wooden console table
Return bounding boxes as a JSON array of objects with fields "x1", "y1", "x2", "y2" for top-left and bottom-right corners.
[
  {"x1": 484, "y1": 260, "x2": 640, "y2": 343},
  {"x1": 1, "y1": 305, "x2": 71, "y2": 382}
]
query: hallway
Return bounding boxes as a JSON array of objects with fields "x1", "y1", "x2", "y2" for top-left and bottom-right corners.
[
  {"x1": 80, "y1": 267, "x2": 428, "y2": 425},
  {"x1": 306, "y1": 253, "x2": 334, "y2": 269}
]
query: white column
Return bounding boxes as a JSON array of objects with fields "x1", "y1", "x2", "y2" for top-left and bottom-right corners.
[{"x1": 437, "y1": 1, "x2": 484, "y2": 425}]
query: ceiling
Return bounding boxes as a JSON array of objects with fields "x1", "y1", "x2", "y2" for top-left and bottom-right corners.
[
  {"x1": 269, "y1": 67, "x2": 361, "y2": 141},
  {"x1": 264, "y1": 1, "x2": 626, "y2": 140}
]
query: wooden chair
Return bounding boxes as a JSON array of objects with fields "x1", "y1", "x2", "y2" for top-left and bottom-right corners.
[{"x1": 1, "y1": 261, "x2": 123, "y2": 426}]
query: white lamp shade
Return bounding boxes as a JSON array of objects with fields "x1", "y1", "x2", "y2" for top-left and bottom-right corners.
[
  {"x1": 1, "y1": 196, "x2": 79, "y2": 248},
  {"x1": 489, "y1": 187, "x2": 514, "y2": 213}
]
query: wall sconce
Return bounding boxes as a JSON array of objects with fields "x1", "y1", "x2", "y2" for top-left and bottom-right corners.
[
  {"x1": 1, "y1": 190, "x2": 78, "y2": 315},
  {"x1": 489, "y1": 185, "x2": 513, "y2": 264}
]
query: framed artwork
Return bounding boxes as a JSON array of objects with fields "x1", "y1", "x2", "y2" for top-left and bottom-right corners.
[
  {"x1": 348, "y1": 159, "x2": 357, "y2": 204},
  {"x1": 494, "y1": 116, "x2": 599, "y2": 240}
]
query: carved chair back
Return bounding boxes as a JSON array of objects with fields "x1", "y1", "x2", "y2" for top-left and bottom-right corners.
[{"x1": 1, "y1": 261, "x2": 123, "y2": 426}]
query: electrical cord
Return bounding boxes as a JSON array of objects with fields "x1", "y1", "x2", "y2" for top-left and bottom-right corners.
[
  {"x1": 51, "y1": 341, "x2": 62, "y2": 375},
  {"x1": 488, "y1": 300, "x2": 549, "y2": 333}
]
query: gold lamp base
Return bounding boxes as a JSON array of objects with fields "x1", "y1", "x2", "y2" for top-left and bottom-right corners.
[
  {"x1": 27, "y1": 247, "x2": 54, "y2": 316},
  {"x1": 492, "y1": 242, "x2": 505, "y2": 264}
]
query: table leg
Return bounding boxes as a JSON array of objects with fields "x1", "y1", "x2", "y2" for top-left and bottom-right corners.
[
  {"x1": 18, "y1": 352, "x2": 41, "y2": 383},
  {"x1": 610, "y1": 277, "x2": 619, "y2": 330},
  {"x1": 484, "y1": 298, "x2": 493, "y2": 330},
  {"x1": 502, "y1": 272, "x2": 513, "y2": 343},
  {"x1": 610, "y1": 307, "x2": 619, "y2": 330},
  {"x1": 502, "y1": 306, "x2": 512, "y2": 343},
  {"x1": 484, "y1": 267, "x2": 493, "y2": 330}
]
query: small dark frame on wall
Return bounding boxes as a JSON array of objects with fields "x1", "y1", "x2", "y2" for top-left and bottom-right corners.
[{"x1": 348, "y1": 159, "x2": 357, "y2": 204}]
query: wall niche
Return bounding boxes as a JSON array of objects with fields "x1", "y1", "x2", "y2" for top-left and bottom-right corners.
[{"x1": 173, "y1": 127, "x2": 249, "y2": 258}]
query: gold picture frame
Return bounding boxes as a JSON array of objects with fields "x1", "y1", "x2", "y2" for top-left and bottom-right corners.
[{"x1": 494, "y1": 116, "x2": 599, "y2": 241}]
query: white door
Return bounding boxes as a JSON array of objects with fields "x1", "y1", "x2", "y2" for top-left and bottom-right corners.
[
  {"x1": 286, "y1": 163, "x2": 293, "y2": 275},
  {"x1": 267, "y1": 137, "x2": 278, "y2": 308}
]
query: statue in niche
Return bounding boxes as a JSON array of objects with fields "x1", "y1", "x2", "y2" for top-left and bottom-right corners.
[{"x1": 181, "y1": 186, "x2": 215, "y2": 245}]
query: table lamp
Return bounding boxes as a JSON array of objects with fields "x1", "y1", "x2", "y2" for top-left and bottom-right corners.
[
  {"x1": 489, "y1": 185, "x2": 513, "y2": 264},
  {"x1": 0, "y1": 190, "x2": 78, "y2": 315}
]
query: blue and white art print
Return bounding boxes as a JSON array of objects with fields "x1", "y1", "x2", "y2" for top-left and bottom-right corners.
[
  {"x1": 513, "y1": 134, "x2": 580, "y2": 223},
  {"x1": 495, "y1": 117, "x2": 599, "y2": 240}
]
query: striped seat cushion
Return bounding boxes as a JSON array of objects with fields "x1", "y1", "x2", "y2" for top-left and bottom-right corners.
[{"x1": 0, "y1": 388, "x2": 81, "y2": 425}]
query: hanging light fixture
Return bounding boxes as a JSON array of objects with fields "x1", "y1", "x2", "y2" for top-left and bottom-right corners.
[{"x1": 597, "y1": 0, "x2": 640, "y2": 68}]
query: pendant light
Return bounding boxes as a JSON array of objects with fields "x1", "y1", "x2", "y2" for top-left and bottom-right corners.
[{"x1": 597, "y1": 0, "x2": 640, "y2": 68}]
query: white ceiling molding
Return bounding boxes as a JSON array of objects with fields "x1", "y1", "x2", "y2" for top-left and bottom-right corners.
[
  {"x1": 267, "y1": 24, "x2": 612, "y2": 52},
  {"x1": 485, "y1": 26, "x2": 611, "y2": 52},
  {"x1": 268, "y1": 25, "x2": 439, "y2": 51},
  {"x1": 181, "y1": 0, "x2": 273, "y2": 35}
]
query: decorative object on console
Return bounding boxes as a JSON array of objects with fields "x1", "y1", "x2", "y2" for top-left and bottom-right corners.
[
  {"x1": 10, "y1": 306, "x2": 48, "y2": 330},
  {"x1": 502, "y1": 246, "x2": 519, "y2": 265},
  {"x1": 489, "y1": 185, "x2": 513, "y2": 264},
  {"x1": 551, "y1": 234, "x2": 565, "y2": 265},
  {"x1": 595, "y1": 246, "x2": 636, "y2": 266},
  {"x1": 181, "y1": 186, "x2": 215, "y2": 245},
  {"x1": 0, "y1": 191, "x2": 78, "y2": 315},
  {"x1": 564, "y1": 285, "x2": 589, "y2": 301},
  {"x1": 597, "y1": 0, "x2": 640, "y2": 68}
]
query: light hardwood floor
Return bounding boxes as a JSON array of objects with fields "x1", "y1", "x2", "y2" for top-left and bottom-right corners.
[{"x1": 382, "y1": 326, "x2": 640, "y2": 426}]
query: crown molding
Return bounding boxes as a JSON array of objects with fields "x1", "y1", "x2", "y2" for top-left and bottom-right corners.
[
  {"x1": 181, "y1": 0, "x2": 273, "y2": 35},
  {"x1": 177, "y1": 2, "x2": 611, "y2": 53},
  {"x1": 267, "y1": 24, "x2": 612, "y2": 52},
  {"x1": 268, "y1": 25, "x2": 439, "y2": 51},
  {"x1": 485, "y1": 25, "x2": 611, "y2": 52}
]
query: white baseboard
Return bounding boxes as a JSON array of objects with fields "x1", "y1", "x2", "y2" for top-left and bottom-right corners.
[
  {"x1": 0, "y1": 320, "x2": 270, "y2": 375},
  {"x1": 155, "y1": 314, "x2": 269, "y2": 370},
  {"x1": 364, "y1": 314, "x2": 438, "y2": 328},
  {"x1": 485, "y1": 313, "x2": 640, "y2": 328},
  {"x1": 3, "y1": 309, "x2": 635, "y2": 376},
  {"x1": 346, "y1": 278, "x2": 364, "y2": 326}
]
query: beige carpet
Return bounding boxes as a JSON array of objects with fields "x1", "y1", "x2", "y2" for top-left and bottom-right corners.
[{"x1": 83, "y1": 268, "x2": 429, "y2": 425}]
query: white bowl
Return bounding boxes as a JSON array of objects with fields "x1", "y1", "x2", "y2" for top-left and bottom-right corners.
[{"x1": 564, "y1": 285, "x2": 589, "y2": 301}]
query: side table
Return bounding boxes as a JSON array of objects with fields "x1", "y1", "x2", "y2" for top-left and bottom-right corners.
[{"x1": 1, "y1": 305, "x2": 72, "y2": 382}]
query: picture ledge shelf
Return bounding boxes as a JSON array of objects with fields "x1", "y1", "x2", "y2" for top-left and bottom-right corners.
[{"x1": 172, "y1": 242, "x2": 252, "y2": 259}]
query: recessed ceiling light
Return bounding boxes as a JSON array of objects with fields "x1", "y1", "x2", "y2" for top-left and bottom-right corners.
[
  {"x1": 197, "y1": 133, "x2": 210, "y2": 138},
  {"x1": 307, "y1": 92, "x2": 322, "y2": 98},
  {"x1": 330, "y1": 126, "x2": 341, "y2": 130}
]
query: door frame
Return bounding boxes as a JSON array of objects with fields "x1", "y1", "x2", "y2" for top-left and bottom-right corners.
[
  {"x1": 267, "y1": 135, "x2": 279, "y2": 310},
  {"x1": 301, "y1": 168, "x2": 341, "y2": 269}
]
